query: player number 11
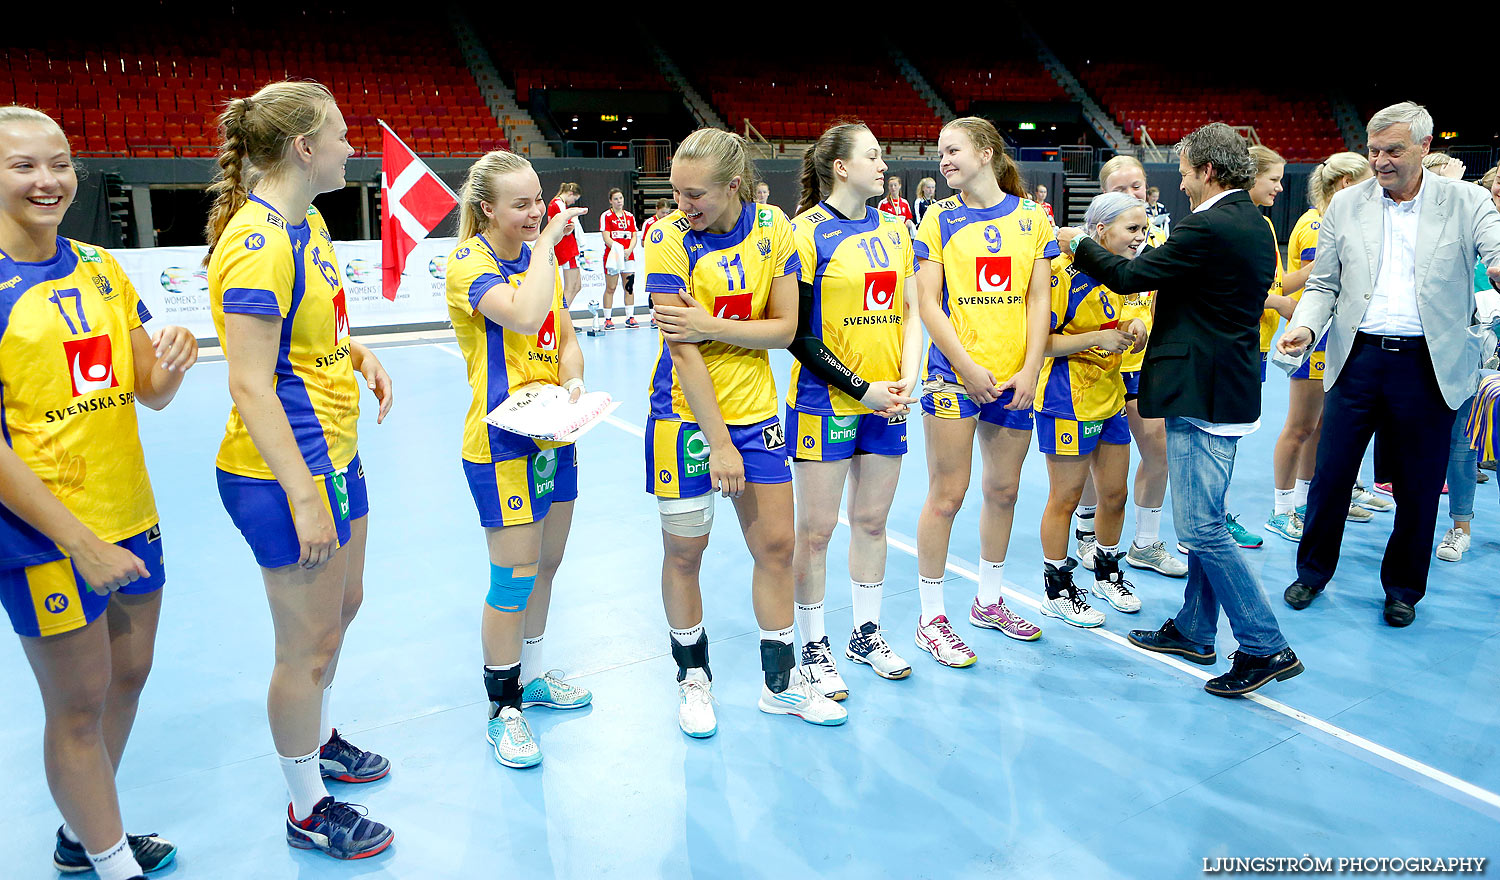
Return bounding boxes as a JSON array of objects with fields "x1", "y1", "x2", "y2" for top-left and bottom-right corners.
[{"x1": 717, "y1": 253, "x2": 745, "y2": 291}]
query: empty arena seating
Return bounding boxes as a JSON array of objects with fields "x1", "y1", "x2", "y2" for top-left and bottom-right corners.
[
  {"x1": 909, "y1": 49, "x2": 1068, "y2": 114},
  {"x1": 1079, "y1": 62, "x2": 1345, "y2": 163},
  {"x1": 679, "y1": 51, "x2": 943, "y2": 144},
  {"x1": 479, "y1": 35, "x2": 673, "y2": 103},
  {"x1": 1, "y1": 19, "x2": 507, "y2": 159}
]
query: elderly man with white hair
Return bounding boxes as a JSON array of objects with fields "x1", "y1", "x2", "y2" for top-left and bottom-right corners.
[{"x1": 1279, "y1": 102, "x2": 1500, "y2": 627}]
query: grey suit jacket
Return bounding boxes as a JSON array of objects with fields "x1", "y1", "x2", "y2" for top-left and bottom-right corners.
[{"x1": 1289, "y1": 169, "x2": 1500, "y2": 408}]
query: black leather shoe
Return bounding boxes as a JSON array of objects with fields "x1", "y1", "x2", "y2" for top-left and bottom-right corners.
[
  {"x1": 1383, "y1": 598, "x2": 1416, "y2": 627},
  {"x1": 1127, "y1": 619, "x2": 1216, "y2": 665},
  {"x1": 1283, "y1": 580, "x2": 1322, "y2": 610},
  {"x1": 1204, "y1": 648, "x2": 1304, "y2": 697}
]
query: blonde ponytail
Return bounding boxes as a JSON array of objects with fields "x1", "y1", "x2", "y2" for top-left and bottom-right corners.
[{"x1": 457, "y1": 150, "x2": 533, "y2": 242}]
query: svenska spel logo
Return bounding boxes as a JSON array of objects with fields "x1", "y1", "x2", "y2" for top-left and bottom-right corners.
[
  {"x1": 713, "y1": 293, "x2": 751, "y2": 321},
  {"x1": 44, "y1": 593, "x2": 69, "y2": 614},
  {"x1": 683, "y1": 430, "x2": 710, "y2": 478},
  {"x1": 332, "y1": 288, "x2": 350, "y2": 343},
  {"x1": 63, "y1": 334, "x2": 118, "y2": 396},
  {"x1": 537, "y1": 311, "x2": 557, "y2": 351},
  {"x1": 975, "y1": 256, "x2": 1011, "y2": 292},
  {"x1": 863, "y1": 271, "x2": 897, "y2": 311}
]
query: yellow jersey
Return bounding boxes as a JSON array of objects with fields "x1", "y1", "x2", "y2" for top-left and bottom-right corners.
[
  {"x1": 0, "y1": 238, "x2": 157, "y2": 567},
  {"x1": 1118, "y1": 223, "x2": 1166, "y2": 374},
  {"x1": 208, "y1": 196, "x2": 359, "y2": 479},
  {"x1": 1036, "y1": 252, "x2": 1126, "y2": 421},
  {"x1": 642, "y1": 203, "x2": 800, "y2": 425},
  {"x1": 1286, "y1": 208, "x2": 1321, "y2": 301},
  {"x1": 446, "y1": 235, "x2": 566, "y2": 463},
  {"x1": 1258, "y1": 216, "x2": 1284, "y2": 353},
  {"x1": 914, "y1": 194, "x2": 1059, "y2": 383},
  {"x1": 787, "y1": 203, "x2": 915, "y2": 416}
]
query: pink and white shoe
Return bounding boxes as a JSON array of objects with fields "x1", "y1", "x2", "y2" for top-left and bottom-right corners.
[
  {"x1": 915, "y1": 615, "x2": 977, "y2": 667},
  {"x1": 969, "y1": 598, "x2": 1042, "y2": 641}
]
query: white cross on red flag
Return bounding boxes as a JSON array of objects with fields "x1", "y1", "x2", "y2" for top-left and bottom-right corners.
[{"x1": 380, "y1": 121, "x2": 457, "y2": 301}]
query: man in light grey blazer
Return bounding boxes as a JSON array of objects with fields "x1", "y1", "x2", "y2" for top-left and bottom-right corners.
[{"x1": 1278, "y1": 101, "x2": 1500, "y2": 627}]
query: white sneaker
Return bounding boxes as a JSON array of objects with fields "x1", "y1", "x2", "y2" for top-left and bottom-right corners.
[
  {"x1": 486, "y1": 707, "x2": 542, "y2": 768},
  {"x1": 677, "y1": 669, "x2": 717, "y2": 738},
  {"x1": 1352, "y1": 483, "x2": 1394, "y2": 513},
  {"x1": 1091, "y1": 572, "x2": 1142, "y2": 613},
  {"x1": 1346, "y1": 503, "x2": 1374, "y2": 523},
  {"x1": 1041, "y1": 585, "x2": 1106, "y2": 628},
  {"x1": 758, "y1": 672, "x2": 848, "y2": 726},
  {"x1": 1125, "y1": 540, "x2": 1188, "y2": 577},
  {"x1": 914, "y1": 614, "x2": 978, "y2": 667},
  {"x1": 799, "y1": 637, "x2": 849, "y2": 701},
  {"x1": 845, "y1": 621, "x2": 912, "y2": 679},
  {"x1": 1436, "y1": 528, "x2": 1471, "y2": 562},
  {"x1": 1076, "y1": 530, "x2": 1097, "y2": 570}
]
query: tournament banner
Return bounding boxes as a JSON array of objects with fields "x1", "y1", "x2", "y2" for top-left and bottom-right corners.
[{"x1": 114, "y1": 234, "x2": 626, "y2": 341}]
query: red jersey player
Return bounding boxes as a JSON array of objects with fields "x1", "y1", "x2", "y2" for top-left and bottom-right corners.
[
  {"x1": 600, "y1": 187, "x2": 638, "y2": 328},
  {"x1": 549, "y1": 182, "x2": 583, "y2": 306}
]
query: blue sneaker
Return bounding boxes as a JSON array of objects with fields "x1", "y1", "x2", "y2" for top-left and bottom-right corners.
[
  {"x1": 54, "y1": 827, "x2": 177, "y2": 874},
  {"x1": 521, "y1": 670, "x2": 593, "y2": 709},
  {"x1": 286, "y1": 796, "x2": 393, "y2": 860},
  {"x1": 1264, "y1": 511, "x2": 1304, "y2": 542},
  {"x1": 319, "y1": 729, "x2": 390, "y2": 783},
  {"x1": 1226, "y1": 514, "x2": 1264, "y2": 548},
  {"x1": 487, "y1": 707, "x2": 542, "y2": 768}
]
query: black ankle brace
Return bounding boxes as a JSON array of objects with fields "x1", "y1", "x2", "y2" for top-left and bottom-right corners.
[{"x1": 670, "y1": 632, "x2": 711, "y2": 682}]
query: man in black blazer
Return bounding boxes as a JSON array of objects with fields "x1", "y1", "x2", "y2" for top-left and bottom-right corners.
[{"x1": 1056, "y1": 123, "x2": 1303, "y2": 697}]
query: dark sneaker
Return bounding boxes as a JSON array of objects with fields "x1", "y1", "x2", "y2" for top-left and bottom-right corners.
[
  {"x1": 286, "y1": 797, "x2": 394, "y2": 860},
  {"x1": 319, "y1": 729, "x2": 391, "y2": 783},
  {"x1": 54, "y1": 828, "x2": 177, "y2": 874},
  {"x1": 1204, "y1": 649, "x2": 1304, "y2": 697},
  {"x1": 1127, "y1": 619, "x2": 1216, "y2": 665},
  {"x1": 1283, "y1": 580, "x2": 1323, "y2": 611}
]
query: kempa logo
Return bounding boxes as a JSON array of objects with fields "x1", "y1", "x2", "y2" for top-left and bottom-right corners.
[
  {"x1": 533, "y1": 449, "x2": 557, "y2": 495},
  {"x1": 682, "y1": 430, "x2": 710, "y2": 478},
  {"x1": 828, "y1": 415, "x2": 859, "y2": 443},
  {"x1": 45, "y1": 593, "x2": 69, "y2": 613}
]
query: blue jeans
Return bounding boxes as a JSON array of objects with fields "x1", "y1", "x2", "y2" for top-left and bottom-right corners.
[
  {"x1": 1447, "y1": 395, "x2": 1477, "y2": 524},
  {"x1": 1165, "y1": 418, "x2": 1290, "y2": 655}
]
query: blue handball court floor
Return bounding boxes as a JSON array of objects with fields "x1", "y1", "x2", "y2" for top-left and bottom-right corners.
[{"x1": 3, "y1": 327, "x2": 1497, "y2": 879}]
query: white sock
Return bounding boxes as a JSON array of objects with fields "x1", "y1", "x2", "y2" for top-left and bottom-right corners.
[
  {"x1": 279, "y1": 749, "x2": 330, "y2": 821},
  {"x1": 319, "y1": 686, "x2": 333, "y2": 747},
  {"x1": 1075, "y1": 504, "x2": 1097, "y2": 535},
  {"x1": 1097, "y1": 541, "x2": 1119, "y2": 563},
  {"x1": 87, "y1": 834, "x2": 143, "y2": 880},
  {"x1": 759, "y1": 624, "x2": 794, "y2": 645},
  {"x1": 1293, "y1": 479, "x2": 1311, "y2": 508},
  {"x1": 918, "y1": 575, "x2": 945, "y2": 625},
  {"x1": 794, "y1": 601, "x2": 825, "y2": 645},
  {"x1": 851, "y1": 580, "x2": 883, "y2": 627},
  {"x1": 1274, "y1": 488, "x2": 1296, "y2": 515},
  {"x1": 976, "y1": 558, "x2": 1004, "y2": 606},
  {"x1": 670, "y1": 623, "x2": 704, "y2": 646},
  {"x1": 1133, "y1": 505, "x2": 1162, "y2": 548},
  {"x1": 521, "y1": 634, "x2": 544, "y2": 682},
  {"x1": 61, "y1": 824, "x2": 79, "y2": 843},
  {"x1": 1044, "y1": 556, "x2": 1069, "y2": 568}
]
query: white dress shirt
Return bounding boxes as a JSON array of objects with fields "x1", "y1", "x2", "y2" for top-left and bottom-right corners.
[
  {"x1": 1359, "y1": 181, "x2": 1426, "y2": 336},
  {"x1": 1181, "y1": 188, "x2": 1259, "y2": 437}
]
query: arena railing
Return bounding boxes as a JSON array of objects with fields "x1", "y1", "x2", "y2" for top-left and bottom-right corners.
[{"x1": 630, "y1": 139, "x2": 673, "y2": 175}]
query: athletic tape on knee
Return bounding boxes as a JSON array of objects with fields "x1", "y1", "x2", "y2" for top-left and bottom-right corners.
[
  {"x1": 658, "y1": 494, "x2": 714, "y2": 537},
  {"x1": 486, "y1": 564, "x2": 536, "y2": 613}
]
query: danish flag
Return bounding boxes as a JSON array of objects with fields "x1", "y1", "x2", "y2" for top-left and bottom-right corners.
[{"x1": 380, "y1": 121, "x2": 457, "y2": 301}]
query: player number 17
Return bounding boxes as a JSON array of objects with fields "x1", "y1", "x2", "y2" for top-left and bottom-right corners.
[{"x1": 49, "y1": 287, "x2": 92, "y2": 334}]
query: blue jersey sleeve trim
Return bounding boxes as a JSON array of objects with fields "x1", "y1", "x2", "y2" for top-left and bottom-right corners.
[
  {"x1": 1298, "y1": 247, "x2": 1316, "y2": 262},
  {"x1": 780, "y1": 249, "x2": 801, "y2": 278},
  {"x1": 645, "y1": 272, "x2": 687, "y2": 295},
  {"x1": 913, "y1": 240, "x2": 932, "y2": 261},
  {"x1": 1042, "y1": 240, "x2": 1062, "y2": 260},
  {"x1": 135, "y1": 300, "x2": 152, "y2": 324},
  {"x1": 467, "y1": 273, "x2": 507, "y2": 310},
  {"x1": 221, "y1": 287, "x2": 283, "y2": 316}
]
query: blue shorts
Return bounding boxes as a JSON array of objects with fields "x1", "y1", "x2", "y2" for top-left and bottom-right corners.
[
  {"x1": 0, "y1": 525, "x2": 165, "y2": 638},
  {"x1": 921, "y1": 387, "x2": 1035, "y2": 431},
  {"x1": 464, "y1": 444, "x2": 579, "y2": 527},
  {"x1": 1036, "y1": 410, "x2": 1130, "y2": 456},
  {"x1": 786, "y1": 404, "x2": 907, "y2": 461},
  {"x1": 217, "y1": 454, "x2": 369, "y2": 569},
  {"x1": 646, "y1": 416, "x2": 791, "y2": 498},
  {"x1": 1123, "y1": 370, "x2": 1141, "y2": 400},
  {"x1": 1290, "y1": 332, "x2": 1329, "y2": 380},
  {"x1": 1260, "y1": 352, "x2": 1269, "y2": 383}
]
